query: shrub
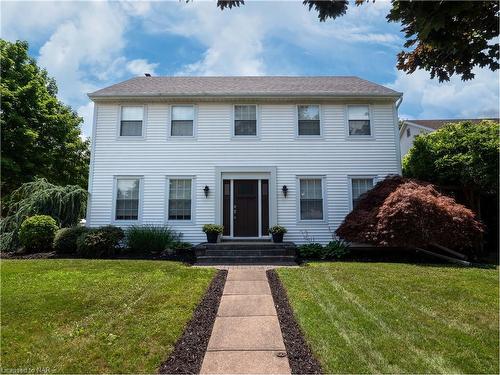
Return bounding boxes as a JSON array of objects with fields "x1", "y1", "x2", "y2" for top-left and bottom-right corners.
[
  {"x1": 53, "y1": 226, "x2": 88, "y2": 254},
  {"x1": 0, "y1": 178, "x2": 88, "y2": 251},
  {"x1": 126, "y1": 225, "x2": 180, "y2": 254},
  {"x1": 76, "y1": 226, "x2": 124, "y2": 258},
  {"x1": 202, "y1": 224, "x2": 224, "y2": 234},
  {"x1": 172, "y1": 242, "x2": 194, "y2": 262},
  {"x1": 298, "y1": 243, "x2": 324, "y2": 259},
  {"x1": 336, "y1": 176, "x2": 484, "y2": 251},
  {"x1": 269, "y1": 225, "x2": 288, "y2": 234},
  {"x1": 18, "y1": 215, "x2": 58, "y2": 252},
  {"x1": 324, "y1": 240, "x2": 350, "y2": 259}
]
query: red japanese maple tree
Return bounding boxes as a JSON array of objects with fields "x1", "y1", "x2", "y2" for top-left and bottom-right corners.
[{"x1": 336, "y1": 176, "x2": 484, "y2": 250}]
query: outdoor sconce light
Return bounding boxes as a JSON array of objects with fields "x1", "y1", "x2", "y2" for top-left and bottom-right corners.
[
  {"x1": 282, "y1": 185, "x2": 288, "y2": 198},
  {"x1": 203, "y1": 185, "x2": 210, "y2": 198}
]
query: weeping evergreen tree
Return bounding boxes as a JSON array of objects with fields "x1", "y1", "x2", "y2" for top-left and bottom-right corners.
[{"x1": 0, "y1": 178, "x2": 88, "y2": 251}]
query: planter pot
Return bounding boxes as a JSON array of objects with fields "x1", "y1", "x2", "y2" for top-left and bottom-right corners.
[
  {"x1": 272, "y1": 233, "x2": 284, "y2": 243},
  {"x1": 206, "y1": 232, "x2": 219, "y2": 243}
]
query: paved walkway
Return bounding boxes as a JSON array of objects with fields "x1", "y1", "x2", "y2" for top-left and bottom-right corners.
[{"x1": 200, "y1": 268, "x2": 291, "y2": 374}]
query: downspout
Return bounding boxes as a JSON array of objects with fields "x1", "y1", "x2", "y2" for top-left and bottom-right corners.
[{"x1": 393, "y1": 95, "x2": 404, "y2": 175}]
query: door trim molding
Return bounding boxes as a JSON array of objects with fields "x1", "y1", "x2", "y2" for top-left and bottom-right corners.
[{"x1": 215, "y1": 166, "x2": 277, "y2": 237}]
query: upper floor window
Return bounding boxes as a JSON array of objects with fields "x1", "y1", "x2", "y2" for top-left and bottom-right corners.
[
  {"x1": 298, "y1": 105, "x2": 320, "y2": 136},
  {"x1": 351, "y1": 178, "x2": 374, "y2": 208},
  {"x1": 348, "y1": 105, "x2": 371, "y2": 136},
  {"x1": 406, "y1": 128, "x2": 411, "y2": 137},
  {"x1": 234, "y1": 105, "x2": 257, "y2": 136},
  {"x1": 120, "y1": 106, "x2": 143, "y2": 136},
  {"x1": 171, "y1": 106, "x2": 194, "y2": 136},
  {"x1": 168, "y1": 178, "x2": 192, "y2": 220},
  {"x1": 299, "y1": 178, "x2": 324, "y2": 220},
  {"x1": 116, "y1": 178, "x2": 140, "y2": 220}
]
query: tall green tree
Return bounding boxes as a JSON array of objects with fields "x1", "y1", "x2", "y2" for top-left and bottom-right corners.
[
  {"x1": 402, "y1": 120, "x2": 499, "y2": 213},
  {"x1": 216, "y1": 0, "x2": 499, "y2": 82},
  {"x1": 1, "y1": 39, "x2": 90, "y2": 198}
]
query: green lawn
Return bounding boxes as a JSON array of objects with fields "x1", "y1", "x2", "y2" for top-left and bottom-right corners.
[
  {"x1": 0, "y1": 260, "x2": 215, "y2": 373},
  {"x1": 278, "y1": 262, "x2": 499, "y2": 374}
]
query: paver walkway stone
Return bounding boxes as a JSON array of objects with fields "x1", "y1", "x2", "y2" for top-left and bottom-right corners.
[{"x1": 200, "y1": 267, "x2": 291, "y2": 374}]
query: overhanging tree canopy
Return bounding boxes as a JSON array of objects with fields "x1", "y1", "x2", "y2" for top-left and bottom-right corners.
[{"x1": 336, "y1": 176, "x2": 484, "y2": 250}]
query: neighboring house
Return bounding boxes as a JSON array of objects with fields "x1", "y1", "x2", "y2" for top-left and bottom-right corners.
[
  {"x1": 399, "y1": 118, "x2": 499, "y2": 159},
  {"x1": 86, "y1": 76, "x2": 402, "y2": 244}
]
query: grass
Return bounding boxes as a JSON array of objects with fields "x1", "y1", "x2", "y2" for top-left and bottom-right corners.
[
  {"x1": 0, "y1": 260, "x2": 215, "y2": 373},
  {"x1": 277, "y1": 262, "x2": 499, "y2": 374}
]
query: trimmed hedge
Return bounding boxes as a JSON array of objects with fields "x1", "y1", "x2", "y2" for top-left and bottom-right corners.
[
  {"x1": 53, "y1": 226, "x2": 88, "y2": 254},
  {"x1": 19, "y1": 215, "x2": 58, "y2": 252},
  {"x1": 298, "y1": 241, "x2": 350, "y2": 260}
]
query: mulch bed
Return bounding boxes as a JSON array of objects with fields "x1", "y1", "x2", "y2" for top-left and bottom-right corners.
[
  {"x1": 267, "y1": 269, "x2": 323, "y2": 375},
  {"x1": 158, "y1": 269, "x2": 227, "y2": 374}
]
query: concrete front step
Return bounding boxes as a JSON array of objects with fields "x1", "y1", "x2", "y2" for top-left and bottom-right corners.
[
  {"x1": 196, "y1": 255, "x2": 297, "y2": 265},
  {"x1": 205, "y1": 249, "x2": 296, "y2": 256}
]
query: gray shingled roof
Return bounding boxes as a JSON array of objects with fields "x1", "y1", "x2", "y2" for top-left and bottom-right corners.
[{"x1": 89, "y1": 76, "x2": 401, "y2": 99}]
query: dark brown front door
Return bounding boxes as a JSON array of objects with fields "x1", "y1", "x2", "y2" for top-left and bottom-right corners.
[{"x1": 234, "y1": 180, "x2": 259, "y2": 237}]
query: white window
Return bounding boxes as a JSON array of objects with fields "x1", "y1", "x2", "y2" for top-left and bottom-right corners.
[
  {"x1": 299, "y1": 178, "x2": 324, "y2": 220},
  {"x1": 351, "y1": 178, "x2": 374, "y2": 208},
  {"x1": 234, "y1": 105, "x2": 257, "y2": 136},
  {"x1": 168, "y1": 179, "x2": 192, "y2": 220},
  {"x1": 348, "y1": 105, "x2": 371, "y2": 136},
  {"x1": 115, "y1": 178, "x2": 140, "y2": 220},
  {"x1": 298, "y1": 105, "x2": 320, "y2": 136},
  {"x1": 171, "y1": 106, "x2": 194, "y2": 136},
  {"x1": 120, "y1": 106, "x2": 143, "y2": 136}
]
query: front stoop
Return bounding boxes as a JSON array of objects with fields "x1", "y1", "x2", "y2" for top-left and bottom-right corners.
[{"x1": 194, "y1": 241, "x2": 297, "y2": 265}]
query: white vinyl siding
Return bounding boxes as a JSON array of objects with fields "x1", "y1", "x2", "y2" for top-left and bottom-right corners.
[
  {"x1": 168, "y1": 179, "x2": 192, "y2": 220},
  {"x1": 88, "y1": 102, "x2": 399, "y2": 244},
  {"x1": 351, "y1": 178, "x2": 374, "y2": 209},
  {"x1": 171, "y1": 106, "x2": 194, "y2": 136},
  {"x1": 299, "y1": 178, "x2": 324, "y2": 220},
  {"x1": 348, "y1": 105, "x2": 371, "y2": 136},
  {"x1": 120, "y1": 106, "x2": 143, "y2": 136},
  {"x1": 297, "y1": 105, "x2": 320, "y2": 136},
  {"x1": 115, "y1": 178, "x2": 140, "y2": 220}
]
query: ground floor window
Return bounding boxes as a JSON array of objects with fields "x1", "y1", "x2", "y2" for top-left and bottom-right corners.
[
  {"x1": 168, "y1": 178, "x2": 192, "y2": 220},
  {"x1": 351, "y1": 178, "x2": 374, "y2": 208},
  {"x1": 116, "y1": 178, "x2": 140, "y2": 220},
  {"x1": 299, "y1": 178, "x2": 324, "y2": 220}
]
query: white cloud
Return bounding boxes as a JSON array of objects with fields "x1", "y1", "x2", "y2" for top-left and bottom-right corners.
[
  {"x1": 77, "y1": 102, "x2": 94, "y2": 140},
  {"x1": 126, "y1": 59, "x2": 159, "y2": 76},
  {"x1": 2, "y1": 1, "x2": 159, "y2": 137},
  {"x1": 146, "y1": 0, "x2": 401, "y2": 76},
  {"x1": 388, "y1": 68, "x2": 500, "y2": 119}
]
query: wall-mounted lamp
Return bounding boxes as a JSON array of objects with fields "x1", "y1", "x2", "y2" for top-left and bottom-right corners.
[
  {"x1": 282, "y1": 185, "x2": 288, "y2": 198},
  {"x1": 203, "y1": 185, "x2": 210, "y2": 198}
]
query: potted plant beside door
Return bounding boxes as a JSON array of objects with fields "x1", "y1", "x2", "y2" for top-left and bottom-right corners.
[
  {"x1": 202, "y1": 224, "x2": 224, "y2": 243},
  {"x1": 269, "y1": 225, "x2": 287, "y2": 243}
]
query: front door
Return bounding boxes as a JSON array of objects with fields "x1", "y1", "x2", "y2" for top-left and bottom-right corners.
[{"x1": 233, "y1": 180, "x2": 259, "y2": 237}]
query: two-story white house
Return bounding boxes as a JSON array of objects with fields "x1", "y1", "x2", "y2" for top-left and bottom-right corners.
[{"x1": 86, "y1": 76, "x2": 403, "y2": 244}]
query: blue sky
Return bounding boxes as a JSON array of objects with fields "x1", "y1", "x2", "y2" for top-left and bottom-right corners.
[{"x1": 2, "y1": 0, "x2": 499, "y2": 138}]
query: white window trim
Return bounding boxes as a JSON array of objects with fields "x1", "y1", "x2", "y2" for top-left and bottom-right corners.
[
  {"x1": 295, "y1": 104, "x2": 323, "y2": 139},
  {"x1": 168, "y1": 105, "x2": 198, "y2": 139},
  {"x1": 165, "y1": 176, "x2": 196, "y2": 224},
  {"x1": 345, "y1": 104, "x2": 375, "y2": 140},
  {"x1": 296, "y1": 175, "x2": 327, "y2": 223},
  {"x1": 347, "y1": 175, "x2": 376, "y2": 211},
  {"x1": 116, "y1": 105, "x2": 147, "y2": 140},
  {"x1": 231, "y1": 104, "x2": 260, "y2": 139},
  {"x1": 112, "y1": 175, "x2": 144, "y2": 224}
]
